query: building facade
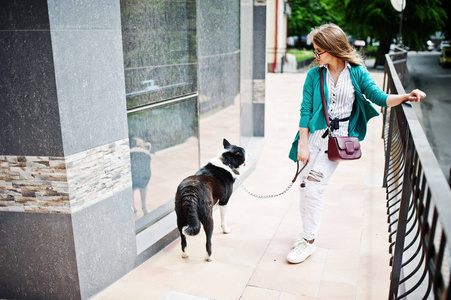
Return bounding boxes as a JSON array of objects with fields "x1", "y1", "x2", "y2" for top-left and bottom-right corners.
[
  {"x1": 267, "y1": 0, "x2": 290, "y2": 72},
  {"x1": 0, "y1": 0, "x2": 266, "y2": 299}
]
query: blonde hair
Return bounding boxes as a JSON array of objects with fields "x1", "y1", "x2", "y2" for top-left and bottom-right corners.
[{"x1": 308, "y1": 23, "x2": 365, "y2": 66}]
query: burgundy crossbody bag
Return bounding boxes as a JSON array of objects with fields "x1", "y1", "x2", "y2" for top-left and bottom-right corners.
[{"x1": 319, "y1": 68, "x2": 362, "y2": 161}]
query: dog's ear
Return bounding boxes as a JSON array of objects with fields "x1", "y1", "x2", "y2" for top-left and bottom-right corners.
[{"x1": 223, "y1": 139, "x2": 231, "y2": 149}]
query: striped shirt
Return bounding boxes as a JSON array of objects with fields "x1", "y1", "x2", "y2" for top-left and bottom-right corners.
[{"x1": 308, "y1": 62, "x2": 355, "y2": 147}]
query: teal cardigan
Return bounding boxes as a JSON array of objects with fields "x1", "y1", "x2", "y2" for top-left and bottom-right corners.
[{"x1": 289, "y1": 64, "x2": 389, "y2": 162}]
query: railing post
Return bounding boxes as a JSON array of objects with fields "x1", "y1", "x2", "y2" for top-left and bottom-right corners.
[{"x1": 388, "y1": 130, "x2": 413, "y2": 299}]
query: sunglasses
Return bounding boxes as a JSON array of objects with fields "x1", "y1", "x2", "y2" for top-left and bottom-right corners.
[{"x1": 311, "y1": 49, "x2": 327, "y2": 59}]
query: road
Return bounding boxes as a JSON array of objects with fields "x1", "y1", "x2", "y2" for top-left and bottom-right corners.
[{"x1": 406, "y1": 51, "x2": 451, "y2": 182}]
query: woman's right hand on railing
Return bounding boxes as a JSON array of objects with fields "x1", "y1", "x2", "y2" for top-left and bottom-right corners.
[{"x1": 407, "y1": 89, "x2": 427, "y2": 102}]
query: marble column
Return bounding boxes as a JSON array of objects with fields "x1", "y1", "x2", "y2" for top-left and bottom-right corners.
[
  {"x1": 252, "y1": 0, "x2": 267, "y2": 137},
  {"x1": 240, "y1": 0, "x2": 266, "y2": 143},
  {"x1": 0, "y1": 1, "x2": 136, "y2": 299}
]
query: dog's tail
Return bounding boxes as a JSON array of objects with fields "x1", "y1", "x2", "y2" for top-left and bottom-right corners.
[{"x1": 181, "y1": 194, "x2": 201, "y2": 236}]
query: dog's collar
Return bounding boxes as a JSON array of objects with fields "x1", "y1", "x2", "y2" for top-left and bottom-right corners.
[{"x1": 209, "y1": 157, "x2": 240, "y2": 177}]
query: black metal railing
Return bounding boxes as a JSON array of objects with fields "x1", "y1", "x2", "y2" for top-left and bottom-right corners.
[{"x1": 383, "y1": 49, "x2": 451, "y2": 299}]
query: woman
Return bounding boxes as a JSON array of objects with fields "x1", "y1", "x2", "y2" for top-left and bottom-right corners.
[{"x1": 287, "y1": 24, "x2": 426, "y2": 264}]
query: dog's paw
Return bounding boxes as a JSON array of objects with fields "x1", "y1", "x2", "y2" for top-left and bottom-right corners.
[
  {"x1": 221, "y1": 225, "x2": 232, "y2": 234},
  {"x1": 205, "y1": 254, "x2": 214, "y2": 262},
  {"x1": 181, "y1": 251, "x2": 189, "y2": 258}
]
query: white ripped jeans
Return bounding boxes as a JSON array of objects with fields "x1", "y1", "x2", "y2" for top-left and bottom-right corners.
[{"x1": 298, "y1": 138, "x2": 339, "y2": 241}]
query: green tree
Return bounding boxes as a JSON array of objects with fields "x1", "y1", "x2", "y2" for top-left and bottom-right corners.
[
  {"x1": 442, "y1": 0, "x2": 451, "y2": 40},
  {"x1": 334, "y1": 0, "x2": 446, "y2": 66},
  {"x1": 288, "y1": 0, "x2": 340, "y2": 39},
  {"x1": 288, "y1": 0, "x2": 447, "y2": 65}
]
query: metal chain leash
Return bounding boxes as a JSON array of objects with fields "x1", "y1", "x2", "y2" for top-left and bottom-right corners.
[
  {"x1": 236, "y1": 161, "x2": 307, "y2": 199},
  {"x1": 236, "y1": 179, "x2": 295, "y2": 198}
]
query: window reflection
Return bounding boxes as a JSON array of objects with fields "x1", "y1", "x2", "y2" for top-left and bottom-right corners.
[
  {"x1": 128, "y1": 98, "x2": 199, "y2": 228},
  {"x1": 120, "y1": 0, "x2": 197, "y2": 109},
  {"x1": 120, "y1": 0, "x2": 198, "y2": 230}
]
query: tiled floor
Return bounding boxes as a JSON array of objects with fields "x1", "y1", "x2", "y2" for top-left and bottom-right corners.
[{"x1": 92, "y1": 70, "x2": 391, "y2": 300}]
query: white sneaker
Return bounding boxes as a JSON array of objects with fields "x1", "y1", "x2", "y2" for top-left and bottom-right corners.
[
  {"x1": 290, "y1": 237, "x2": 305, "y2": 249},
  {"x1": 287, "y1": 238, "x2": 316, "y2": 264}
]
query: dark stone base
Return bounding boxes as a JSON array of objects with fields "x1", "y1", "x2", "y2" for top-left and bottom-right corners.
[
  {"x1": 0, "y1": 189, "x2": 136, "y2": 300},
  {"x1": 0, "y1": 211, "x2": 80, "y2": 299}
]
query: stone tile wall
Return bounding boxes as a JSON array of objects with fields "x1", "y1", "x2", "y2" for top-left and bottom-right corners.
[
  {"x1": 0, "y1": 139, "x2": 132, "y2": 214},
  {"x1": 253, "y1": 79, "x2": 266, "y2": 103}
]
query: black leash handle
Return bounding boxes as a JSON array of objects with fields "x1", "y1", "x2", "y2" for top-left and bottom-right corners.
[{"x1": 292, "y1": 160, "x2": 308, "y2": 183}]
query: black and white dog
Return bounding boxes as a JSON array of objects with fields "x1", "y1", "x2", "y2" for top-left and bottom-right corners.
[{"x1": 175, "y1": 139, "x2": 246, "y2": 262}]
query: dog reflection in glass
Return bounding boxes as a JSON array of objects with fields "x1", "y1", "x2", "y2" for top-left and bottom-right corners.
[{"x1": 130, "y1": 137, "x2": 152, "y2": 215}]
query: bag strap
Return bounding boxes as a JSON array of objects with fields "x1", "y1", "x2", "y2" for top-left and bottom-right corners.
[
  {"x1": 319, "y1": 68, "x2": 332, "y2": 139},
  {"x1": 319, "y1": 68, "x2": 331, "y2": 128}
]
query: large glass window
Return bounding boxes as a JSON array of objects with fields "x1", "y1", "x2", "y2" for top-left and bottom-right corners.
[
  {"x1": 121, "y1": 0, "x2": 197, "y2": 108},
  {"x1": 128, "y1": 97, "x2": 198, "y2": 231},
  {"x1": 120, "y1": 0, "x2": 198, "y2": 231}
]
